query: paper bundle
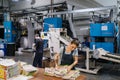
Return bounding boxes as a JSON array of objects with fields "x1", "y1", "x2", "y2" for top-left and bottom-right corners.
[{"x1": 44, "y1": 67, "x2": 80, "y2": 80}]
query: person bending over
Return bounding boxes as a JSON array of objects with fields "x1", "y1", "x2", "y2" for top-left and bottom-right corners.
[{"x1": 54, "y1": 39, "x2": 79, "y2": 72}]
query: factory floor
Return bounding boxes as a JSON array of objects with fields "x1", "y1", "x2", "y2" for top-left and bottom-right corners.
[{"x1": 5, "y1": 51, "x2": 120, "y2": 80}]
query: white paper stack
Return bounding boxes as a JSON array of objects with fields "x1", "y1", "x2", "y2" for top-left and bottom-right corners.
[
  {"x1": 8, "y1": 75, "x2": 32, "y2": 80},
  {"x1": 0, "y1": 59, "x2": 20, "y2": 80},
  {"x1": 44, "y1": 67, "x2": 80, "y2": 80}
]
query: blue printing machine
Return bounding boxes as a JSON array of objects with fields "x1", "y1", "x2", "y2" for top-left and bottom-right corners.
[
  {"x1": 43, "y1": 17, "x2": 62, "y2": 48},
  {"x1": 90, "y1": 42, "x2": 114, "y2": 53},
  {"x1": 4, "y1": 21, "x2": 16, "y2": 43},
  {"x1": 90, "y1": 23, "x2": 114, "y2": 37},
  {"x1": 90, "y1": 23, "x2": 114, "y2": 53},
  {"x1": 43, "y1": 17, "x2": 62, "y2": 32}
]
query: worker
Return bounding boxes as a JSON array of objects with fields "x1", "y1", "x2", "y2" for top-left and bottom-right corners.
[
  {"x1": 82, "y1": 36, "x2": 90, "y2": 48},
  {"x1": 33, "y1": 34, "x2": 44, "y2": 68},
  {"x1": 54, "y1": 39, "x2": 79, "y2": 72}
]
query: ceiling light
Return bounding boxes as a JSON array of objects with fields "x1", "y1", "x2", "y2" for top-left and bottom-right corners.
[
  {"x1": 26, "y1": 0, "x2": 31, "y2": 1},
  {"x1": 12, "y1": 0, "x2": 19, "y2": 2}
]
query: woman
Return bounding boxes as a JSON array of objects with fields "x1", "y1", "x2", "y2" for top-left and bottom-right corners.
[
  {"x1": 33, "y1": 34, "x2": 44, "y2": 68},
  {"x1": 54, "y1": 39, "x2": 79, "y2": 72}
]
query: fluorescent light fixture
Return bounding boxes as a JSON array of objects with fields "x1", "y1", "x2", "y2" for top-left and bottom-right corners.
[
  {"x1": 26, "y1": 0, "x2": 31, "y2": 1},
  {"x1": 12, "y1": 0, "x2": 19, "y2": 2},
  {"x1": 80, "y1": 27, "x2": 89, "y2": 30}
]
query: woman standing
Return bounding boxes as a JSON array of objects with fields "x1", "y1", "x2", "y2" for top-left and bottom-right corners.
[{"x1": 33, "y1": 34, "x2": 43, "y2": 68}]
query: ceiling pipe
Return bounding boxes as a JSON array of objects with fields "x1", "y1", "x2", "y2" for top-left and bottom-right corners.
[
  {"x1": 50, "y1": 0, "x2": 54, "y2": 17},
  {"x1": 47, "y1": 6, "x2": 116, "y2": 16}
]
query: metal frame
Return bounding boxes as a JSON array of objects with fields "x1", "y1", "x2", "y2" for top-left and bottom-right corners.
[
  {"x1": 75, "y1": 48, "x2": 120, "y2": 74},
  {"x1": 75, "y1": 48, "x2": 102, "y2": 74},
  {"x1": 100, "y1": 53, "x2": 120, "y2": 63},
  {"x1": 11, "y1": 1, "x2": 67, "y2": 14}
]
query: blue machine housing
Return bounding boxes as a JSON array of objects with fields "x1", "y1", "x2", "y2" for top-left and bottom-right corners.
[
  {"x1": 90, "y1": 23, "x2": 114, "y2": 37},
  {"x1": 43, "y1": 17, "x2": 62, "y2": 32},
  {"x1": 43, "y1": 17, "x2": 62, "y2": 48},
  {"x1": 90, "y1": 42, "x2": 114, "y2": 53},
  {"x1": 4, "y1": 21, "x2": 16, "y2": 43},
  {"x1": 90, "y1": 23, "x2": 115, "y2": 53}
]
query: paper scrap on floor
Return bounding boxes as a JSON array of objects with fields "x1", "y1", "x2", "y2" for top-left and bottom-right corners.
[{"x1": 8, "y1": 75, "x2": 32, "y2": 80}]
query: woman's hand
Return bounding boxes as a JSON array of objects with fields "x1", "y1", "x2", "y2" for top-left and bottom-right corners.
[
  {"x1": 54, "y1": 53, "x2": 60, "y2": 68},
  {"x1": 67, "y1": 66, "x2": 72, "y2": 72},
  {"x1": 55, "y1": 64, "x2": 59, "y2": 69}
]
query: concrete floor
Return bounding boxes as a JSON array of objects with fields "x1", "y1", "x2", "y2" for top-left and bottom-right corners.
[
  {"x1": 82, "y1": 65, "x2": 120, "y2": 80},
  {"x1": 5, "y1": 51, "x2": 120, "y2": 80}
]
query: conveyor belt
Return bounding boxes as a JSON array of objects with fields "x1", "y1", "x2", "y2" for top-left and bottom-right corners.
[
  {"x1": 100, "y1": 54, "x2": 120, "y2": 63},
  {"x1": 75, "y1": 49, "x2": 120, "y2": 74}
]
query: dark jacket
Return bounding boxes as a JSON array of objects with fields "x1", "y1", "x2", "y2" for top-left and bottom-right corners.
[{"x1": 35, "y1": 39, "x2": 43, "y2": 53}]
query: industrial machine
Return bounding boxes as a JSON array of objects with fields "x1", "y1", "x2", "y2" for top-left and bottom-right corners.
[
  {"x1": 41, "y1": 27, "x2": 71, "y2": 58},
  {"x1": 19, "y1": 20, "x2": 34, "y2": 49},
  {"x1": 43, "y1": 17, "x2": 62, "y2": 48},
  {"x1": 76, "y1": 15, "x2": 119, "y2": 74},
  {"x1": 90, "y1": 22, "x2": 115, "y2": 53},
  {"x1": 41, "y1": 17, "x2": 75, "y2": 60},
  {"x1": 43, "y1": 17, "x2": 62, "y2": 32},
  {"x1": 76, "y1": 9, "x2": 119, "y2": 74},
  {"x1": 3, "y1": 21, "x2": 17, "y2": 56},
  {"x1": 4, "y1": 21, "x2": 16, "y2": 43}
]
